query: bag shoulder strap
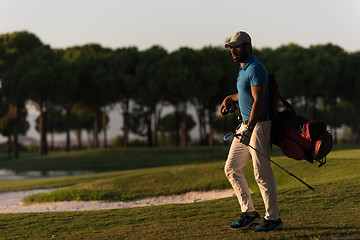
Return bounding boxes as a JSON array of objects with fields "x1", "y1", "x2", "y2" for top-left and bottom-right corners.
[
  {"x1": 267, "y1": 74, "x2": 295, "y2": 115},
  {"x1": 278, "y1": 93, "x2": 295, "y2": 113}
]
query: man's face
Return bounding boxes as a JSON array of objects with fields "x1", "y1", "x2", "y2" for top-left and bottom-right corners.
[{"x1": 230, "y1": 44, "x2": 249, "y2": 63}]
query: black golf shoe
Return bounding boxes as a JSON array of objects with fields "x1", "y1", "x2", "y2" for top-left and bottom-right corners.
[
  {"x1": 254, "y1": 218, "x2": 284, "y2": 232},
  {"x1": 230, "y1": 212, "x2": 261, "y2": 230}
]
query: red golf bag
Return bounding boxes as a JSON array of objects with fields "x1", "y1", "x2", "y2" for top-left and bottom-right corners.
[{"x1": 268, "y1": 74, "x2": 333, "y2": 167}]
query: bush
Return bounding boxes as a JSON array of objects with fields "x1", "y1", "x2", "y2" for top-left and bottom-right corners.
[
  {"x1": 0, "y1": 142, "x2": 28, "y2": 152},
  {"x1": 111, "y1": 135, "x2": 123, "y2": 147},
  {"x1": 27, "y1": 143, "x2": 38, "y2": 152}
]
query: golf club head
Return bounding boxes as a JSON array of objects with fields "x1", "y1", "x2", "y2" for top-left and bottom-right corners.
[{"x1": 223, "y1": 132, "x2": 234, "y2": 142}]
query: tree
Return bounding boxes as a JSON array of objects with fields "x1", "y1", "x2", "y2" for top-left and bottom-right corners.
[
  {"x1": 158, "y1": 112, "x2": 196, "y2": 146},
  {"x1": 110, "y1": 47, "x2": 139, "y2": 147},
  {"x1": 0, "y1": 39, "x2": 5, "y2": 76},
  {"x1": 56, "y1": 48, "x2": 79, "y2": 151},
  {"x1": 254, "y1": 47, "x2": 278, "y2": 74},
  {"x1": 196, "y1": 46, "x2": 238, "y2": 146},
  {"x1": 70, "y1": 44, "x2": 116, "y2": 148},
  {"x1": 341, "y1": 51, "x2": 360, "y2": 143},
  {"x1": 161, "y1": 47, "x2": 203, "y2": 147},
  {"x1": 272, "y1": 44, "x2": 311, "y2": 111},
  {"x1": 1, "y1": 31, "x2": 43, "y2": 158},
  {"x1": 35, "y1": 106, "x2": 65, "y2": 150},
  {"x1": 0, "y1": 105, "x2": 29, "y2": 159},
  {"x1": 70, "y1": 105, "x2": 93, "y2": 149},
  {"x1": 134, "y1": 45, "x2": 168, "y2": 146},
  {"x1": 13, "y1": 45, "x2": 65, "y2": 155},
  {"x1": 0, "y1": 89, "x2": 28, "y2": 158},
  {"x1": 305, "y1": 44, "x2": 342, "y2": 120}
]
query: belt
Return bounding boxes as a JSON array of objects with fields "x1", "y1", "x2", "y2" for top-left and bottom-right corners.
[{"x1": 242, "y1": 116, "x2": 270, "y2": 125}]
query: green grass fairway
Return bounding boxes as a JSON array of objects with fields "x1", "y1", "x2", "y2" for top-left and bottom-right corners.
[
  {"x1": 0, "y1": 146, "x2": 359, "y2": 239},
  {"x1": 0, "y1": 147, "x2": 236, "y2": 171}
]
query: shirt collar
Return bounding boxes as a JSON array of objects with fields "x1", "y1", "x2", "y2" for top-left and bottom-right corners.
[{"x1": 240, "y1": 55, "x2": 255, "y2": 71}]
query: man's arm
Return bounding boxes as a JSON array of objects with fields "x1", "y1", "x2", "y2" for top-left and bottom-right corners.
[
  {"x1": 247, "y1": 85, "x2": 265, "y2": 126},
  {"x1": 237, "y1": 85, "x2": 265, "y2": 145}
]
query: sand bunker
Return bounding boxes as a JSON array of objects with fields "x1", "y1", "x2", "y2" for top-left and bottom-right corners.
[{"x1": 0, "y1": 188, "x2": 235, "y2": 213}]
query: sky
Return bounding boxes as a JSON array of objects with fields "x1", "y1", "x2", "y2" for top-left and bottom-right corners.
[{"x1": 1, "y1": 0, "x2": 360, "y2": 53}]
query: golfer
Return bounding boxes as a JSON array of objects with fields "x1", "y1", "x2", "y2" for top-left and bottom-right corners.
[{"x1": 220, "y1": 31, "x2": 284, "y2": 232}]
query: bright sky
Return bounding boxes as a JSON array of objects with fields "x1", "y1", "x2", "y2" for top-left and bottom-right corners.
[{"x1": 1, "y1": 0, "x2": 360, "y2": 53}]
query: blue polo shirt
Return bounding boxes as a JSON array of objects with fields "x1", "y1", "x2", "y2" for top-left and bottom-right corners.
[{"x1": 237, "y1": 55, "x2": 269, "y2": 121}]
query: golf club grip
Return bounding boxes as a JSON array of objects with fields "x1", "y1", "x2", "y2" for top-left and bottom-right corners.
[{"x1": 221, "y1": 103, "x2": 238, "y2": 116}]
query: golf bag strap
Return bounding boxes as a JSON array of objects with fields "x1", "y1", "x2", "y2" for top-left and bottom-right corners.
[{"x1": 278, "y1": 94, "x2": 295, "y2": 112}]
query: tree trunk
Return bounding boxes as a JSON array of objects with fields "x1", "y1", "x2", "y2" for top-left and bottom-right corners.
[
  {"x1": 50, "y1": 132, "x2": 54, "y2": 151},
  {"x1": 39, "y1": 103, "x2": 48, "y2": 155},
  {"x1": 153, "y1": 103, "x2": 163, "y2": 147},
  {"x1": 352, "y1": 105, "x2": 360, "y2": 144},
  {"x1": 208, "y1": 108, "x2": 214, "y2": 147},
  {"x1": 333, "y1": 128, "x2": 338, "y2": 145},
  {"x1": 65, "y1": 106, "x2": 71, "y2": 152},
  {"x1": 87, "y1": 130, "x2": 93, "y2": 148},
  {"x1": 351, "y1": 125, "x2": 359, "y2": 144},
  {"x1": 38, "y1": 103, "x2": 48, "y2": 155},
  {"x1": 7, "y1": 135, "x2": 12, "y2": 160},
  {"x1": 197, "y1": 104, "x2": 207, "y2": 146},
  {"x1": 43, "y1": 106, "x2": 48, "y2": 154},
  {"x1": 122, "y1": 99, "x2": 129, "y2": 148},
  {"x1": 93, "y1": 108, "x2": 99, "y2": 148},
  {"x1": 77, "y1": 128, "x2": 82, "y2": 149},
  {"x1": 151, "y1": 105, "x2": 156, "y2": 147},
  {"x1": 146, "y1": 107, "x2": 152, "y2": 147},
  {"x1": 175, "y1": 104, "x2": 180, "y2": 147},
  {"x1": 102, "y1": 110, "x2": 107, "y2": 148},
  {"x1": 302, "y1": 96, "x2": 308, "y2": 116},
  {"x1": 38, "y1": 103, "x2": 43, "y2": 155},
  {"x1": 145, "y1": 104, "x2": 159, "y2": 147},
  {"x1": 13, "y1": 104, "x2": 19, "y2": 159},
  {"x1": 332, "y1": 109, "x2": 338, "y2": 145},
  {"x1": 77, "y1": 111, "x2": 83, "y2": 150},
  {"x1": 178, "y1": 101, "x2": 187, "y2": 147},
  {"x1": 312, "y1": 97, "x2": 317, "y2": 120}
]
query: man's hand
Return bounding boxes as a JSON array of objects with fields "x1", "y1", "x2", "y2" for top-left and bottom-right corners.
[
  {"x1": 239, "y1": 125, "x2": 254, "y2": 146},
  {"x1": 221, "y1": 102, "x2": 238, "y2": 116},
  {"x1": 220, "y1": 94, "x2": 239, "y2": 117}
]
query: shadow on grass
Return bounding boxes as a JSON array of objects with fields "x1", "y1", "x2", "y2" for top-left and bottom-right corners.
[{"x1": 284, "y1": 226, "x2": 358, "y2": 231}]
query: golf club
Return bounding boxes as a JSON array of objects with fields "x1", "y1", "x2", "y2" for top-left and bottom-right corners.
[{"x1": 223, "y1": 132, "x2": 315, "y2": 191}]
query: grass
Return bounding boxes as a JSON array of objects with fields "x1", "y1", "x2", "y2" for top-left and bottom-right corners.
[
  {"x1": 0, "y1": 146, "x2": 359, "y2": 239},
  {"x1": 22, "y1": 162, "x2": 231, "y2": 202},
  {"x1": 0, "y1": 146, "x2": 237, "y2": 172},
  {"x1": 18, "y1": 146, "x2": 360, "y2": 203},
  {"x1": 0, "y1": 178, "x2": 358, "y2": 239}
]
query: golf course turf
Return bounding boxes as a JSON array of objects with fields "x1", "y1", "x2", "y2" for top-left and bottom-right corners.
[{"x1": 0, "y1": 146, "x2": 359, "y2": 239}]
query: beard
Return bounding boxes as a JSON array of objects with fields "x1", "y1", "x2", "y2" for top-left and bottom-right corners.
[{"x1": 233, "y1": 51, "x2": 249, "y2": 63}]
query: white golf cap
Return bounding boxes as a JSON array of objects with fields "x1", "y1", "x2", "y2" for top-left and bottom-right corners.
[{"x1": 224, "y1": 31, "x2": 251, "y2": 48}]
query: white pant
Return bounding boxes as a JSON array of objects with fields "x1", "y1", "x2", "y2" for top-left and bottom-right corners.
[{"x1": 224, "y1": 120, "x2": 279, "y2": 220}]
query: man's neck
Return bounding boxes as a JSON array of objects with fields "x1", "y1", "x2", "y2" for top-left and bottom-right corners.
[{"x1": 239, "y1": 55, "x2": 252, "y2": 67}]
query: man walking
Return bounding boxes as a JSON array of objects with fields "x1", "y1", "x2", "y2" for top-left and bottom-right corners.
[{"x1": 220, "y1": 31, "x2": 284, "y2": 232}]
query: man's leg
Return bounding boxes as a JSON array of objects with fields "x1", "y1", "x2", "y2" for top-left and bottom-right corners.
[
  {"x1": 249, "y1": 121, "x2": 279, "y2": 221},
  {"x1": 224, "y1": 125, "x2": 254, "y2": 213},
  {"x1": 225, "y1": 125, "x2": 263, "y2": 230}
]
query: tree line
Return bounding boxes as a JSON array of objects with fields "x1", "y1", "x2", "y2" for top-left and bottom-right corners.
[{"x1": 0, "y1": 31, "x2": 359, "y2": 158}]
